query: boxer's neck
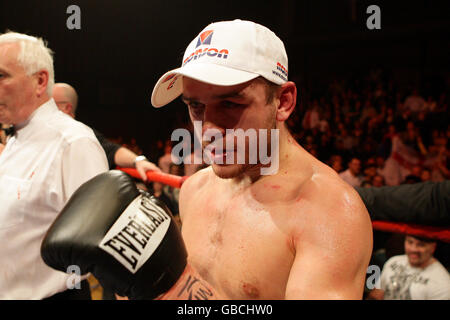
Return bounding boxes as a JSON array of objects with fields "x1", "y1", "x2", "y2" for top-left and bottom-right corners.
[{"x1": 230, "y1": 123, "x2": 301, "y2": 186}]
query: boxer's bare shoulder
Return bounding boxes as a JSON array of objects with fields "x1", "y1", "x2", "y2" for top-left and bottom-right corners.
[
  {"x1": 179, "y1": 157, "x2": 372, "y2": 299},
  {"x1": 283, "y1": 159, "x2": 373, "y2": 299}
]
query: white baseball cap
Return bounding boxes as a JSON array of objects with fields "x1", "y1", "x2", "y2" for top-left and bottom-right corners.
[{"x1": 151, "y1": 19, "x2": 288, "y2": 108}]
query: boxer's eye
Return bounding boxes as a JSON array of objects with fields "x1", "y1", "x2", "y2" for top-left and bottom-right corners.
[
  {"x1": 187, "y1": 103, "x2": 205, "y2": 118},
  {"x1": 221, "y1": 101, "x2": 242, "y2": 109},
  {"x1": 188, "y1": 102, "x2": 204, "y2": 110}
]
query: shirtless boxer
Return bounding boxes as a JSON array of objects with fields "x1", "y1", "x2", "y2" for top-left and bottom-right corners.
[
  {"x1": 42, "y1": 20, "x2": 372, "y2": 300},
  {"x1": 150, "y1": 20, "x2": 373, "y2": 299}
]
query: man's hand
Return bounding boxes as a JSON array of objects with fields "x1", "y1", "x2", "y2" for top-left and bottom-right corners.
[
  {"x1": 114, "y1": 147, "x2": 162, "y2": 182},
  {"x1": 136, "y1": 159, "x2": 162, "y2": 182}
]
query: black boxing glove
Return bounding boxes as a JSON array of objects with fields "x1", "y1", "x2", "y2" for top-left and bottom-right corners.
[{"x1": 41, "y1": 170, "x2": 187, "y2": 300}]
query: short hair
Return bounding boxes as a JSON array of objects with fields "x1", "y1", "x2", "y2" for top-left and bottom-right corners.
[
  {"x1": 406, "y1": 234, "x2": 437, "y2": 244},
  {"x1": 255, "y1": 77, "x2": 281, "y2": 104},
  {"x1": 0, "y1": 31, "x2": 55, "y2": 96},
  {"x1": 54, "y1": 83, "x2": 79, "y2": 116}
]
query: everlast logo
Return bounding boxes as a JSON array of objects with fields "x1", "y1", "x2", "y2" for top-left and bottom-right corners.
[{"x1": 99, "y1": 195, "x2": 171, "y2": 273}]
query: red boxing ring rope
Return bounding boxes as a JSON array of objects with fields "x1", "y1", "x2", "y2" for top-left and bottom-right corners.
[
  {"x1": 372, "y1": 221, "x2": 450, "y2": 243},
  {"x1": 118, "y1": 167, "x2": 188, "y2": 189},
  {"x1": 119, "y1": 168, "x2": 450, "y2": 243}
]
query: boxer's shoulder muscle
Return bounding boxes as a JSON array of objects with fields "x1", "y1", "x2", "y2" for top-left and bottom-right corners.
[
  {"x1": 297, "y1": 165, "x2": 371, "y2": 239},
  {"x1": 284, "y1": 167, "x2": 373, "y2": 298}
]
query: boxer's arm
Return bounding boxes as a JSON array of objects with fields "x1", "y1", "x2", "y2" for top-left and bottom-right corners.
[
  {"x1": 285, "y1": 187, "x2": 373, "y2": 299},
  {"x1": 92, "y1": 128, "x2": 120, "y2": 169},
  {"x1": 356, "y1": 181, "x2": 450, "y2": 226}
]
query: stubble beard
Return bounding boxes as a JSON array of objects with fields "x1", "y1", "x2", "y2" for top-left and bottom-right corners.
[{"x1": 209, "y1": 113, "x2": 278, "y2": 180}]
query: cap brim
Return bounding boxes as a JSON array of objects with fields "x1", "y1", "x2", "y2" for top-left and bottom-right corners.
[{"x1": 151, "y1": 63, "x2": 260, "y2": 108}]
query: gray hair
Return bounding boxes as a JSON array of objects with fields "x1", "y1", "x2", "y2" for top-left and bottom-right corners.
[{"x1": 0, "y1": 31, "x2": 55, "y2": 96}]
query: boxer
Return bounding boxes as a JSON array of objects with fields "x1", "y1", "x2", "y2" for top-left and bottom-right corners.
[
  {"x1": 42, "y1": 20, "x2": 373, "y2": 300},
  {"x1": 152, "y1": 20, "x2": 373, "y2": 299}
]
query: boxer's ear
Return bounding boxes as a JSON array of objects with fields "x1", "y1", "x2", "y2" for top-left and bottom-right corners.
[{"x1": 276, "y1": 81, "x2": 297, "y2": 122}]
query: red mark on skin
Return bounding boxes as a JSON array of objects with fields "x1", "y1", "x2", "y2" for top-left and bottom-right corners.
[
  {"x1": 210, "y1": 231, "x2": 223, "y2": 245},
  {"x1": 263, "y1": 184, "x2": 281, "y2": 190},
  {"x1": 242, "y1": 282, "x2": 260, "y2": 299},
  {"x1": 17, "y1": 187, "x2": 20, "y2": 200},
  {"x1": 29, "y1": 171, "x2": 35, "y2": 179}
]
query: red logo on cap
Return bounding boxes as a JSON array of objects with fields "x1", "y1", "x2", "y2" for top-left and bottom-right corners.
[
  {"x1": 166, "y1": 75, "x2": 178, "y2": 90},
  {"x1": 162, "y1": 74, "x2": 176, "y2": 83},
  {"x1": 277, "y1": 62, "x2": 288, "y2": 76},
  {"x1": 196, "y1": 30, "x2": 213, "y2": 48}
]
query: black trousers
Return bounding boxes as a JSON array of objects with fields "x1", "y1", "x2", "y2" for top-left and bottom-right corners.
[{"x1": 44, "y1": 280, "x2": 91, "y2": 300}]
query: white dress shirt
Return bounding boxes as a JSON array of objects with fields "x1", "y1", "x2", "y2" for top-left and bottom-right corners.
[{"x1": 0, "y1": 99, "x2": 108, "y2": 299}]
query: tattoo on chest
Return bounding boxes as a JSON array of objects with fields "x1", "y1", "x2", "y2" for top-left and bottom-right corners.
[{"x1": 177, "y1": 275, "x2": 214, "y2": 300}]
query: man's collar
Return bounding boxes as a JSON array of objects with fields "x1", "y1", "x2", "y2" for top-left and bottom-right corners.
[
  {"x1": 2, "y1": 125, "x2": 15, "y2": 137},
  {"x1": 14, "y1": 98, "x2": 58, "y2": 140}
]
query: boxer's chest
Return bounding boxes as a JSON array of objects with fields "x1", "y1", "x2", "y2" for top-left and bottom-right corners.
[{"x1": 182, "y1": 189, "x2": 295, "y2": 299}]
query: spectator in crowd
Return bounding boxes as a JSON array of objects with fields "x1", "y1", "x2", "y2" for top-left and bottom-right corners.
[
  {"x1": 403, "y1": 174, "x2": 422, "y2": 184},
  {"x1": 420, "y1": 169, "x2": 431, "y2": 182},
  {"x1": 367, "y1": 235, "x2": 450, "y2": 300},
  {"x1": 363, "y1": 160, "x2": 378, "y2": 185},
  {"x1": 301, "y1": 99, "x2": 320, "y2": 131},
  {"x1": 339, "y1": 157, "x2": 364, "y2": 187},
  {"x1": 184, "y1": 150, "x2": 207, "y2": 176},
  {"x1": 409, "y1": 165, "x2": 423, "y2": 180},
  {"x1": 0, "y1": 31, "x2": 108, "y2": 299},
  {"x1": 372, "y1": 175, "x2": 385, "y2": 188},
  {"x1": 155, "y1": 66, "x2": 448, "y2": 192},
  {"x1": 162, "y1": 163, "x2": 184, "y2": 216},
  {"x1": 52, "y1": 83, "x2": 160, "y2": 181},
  {"x1": 329, "y1": 154, "x2": 344, "y2": 173},
  {"x1": 152, "y1": 181, "x2": 179, "y2": 222},
  {"x1": 404, "y1": 89, "x2": 426, "y2": 115},
  {"x1": 361, "y1": 180, "x2": 373, "y2": 188},
  {"x1": 423, "y1": 96, "x2": 437, "y2": 113},
  {"x1": 158, "y1": 143, "x2": 173, "y2": 173}
]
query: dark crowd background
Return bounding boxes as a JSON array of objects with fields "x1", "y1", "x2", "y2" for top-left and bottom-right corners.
[
  {"x1": 0, "y1": 0, "x2": 450, "y2": 300},
  {"x1": 1, "y1": 0, "x2": 449, "y2": 279},
  {"x1": 1, "y1": 0, "x2": 448, "y2": 165}
]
